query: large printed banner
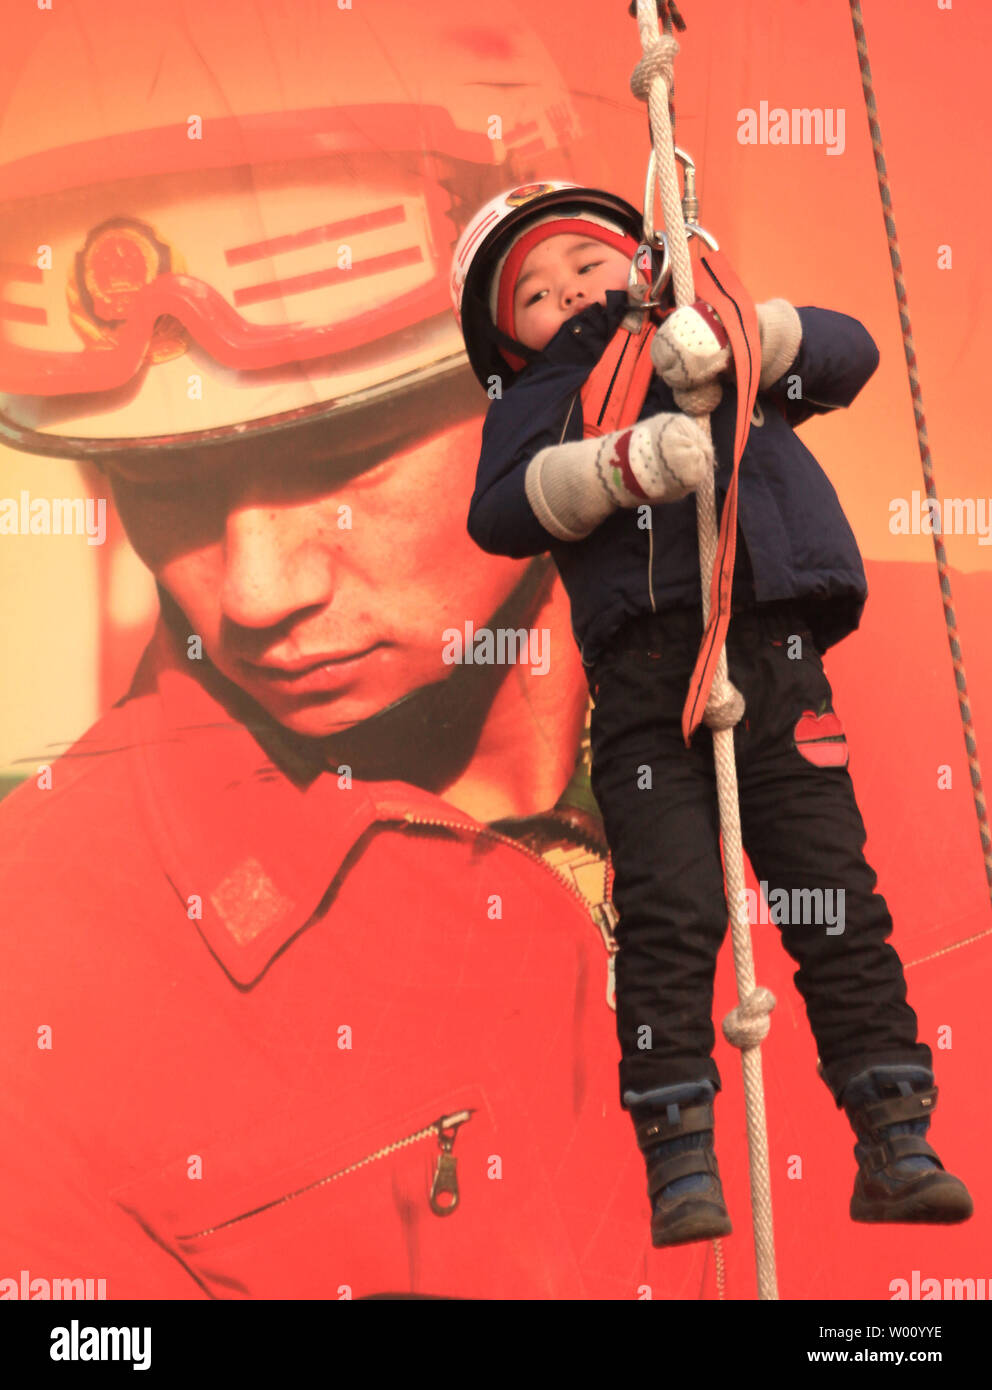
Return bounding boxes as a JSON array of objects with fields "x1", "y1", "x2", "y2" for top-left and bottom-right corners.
[{"x1": 0, "y1": 0, "x2": 989, "y2": 1321}]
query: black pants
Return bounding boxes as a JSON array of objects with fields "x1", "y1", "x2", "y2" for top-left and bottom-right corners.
[{"x1": 587, "y1": 601, "x2": 931, "y2": 1108}]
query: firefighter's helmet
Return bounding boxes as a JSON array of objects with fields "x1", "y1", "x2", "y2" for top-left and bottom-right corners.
[
  {"x1": 451, "y1": 182, "x2": 645, "y2": 389},
  {"x1": 0, "y1": 0, "x2": 583, "y2": 461}
]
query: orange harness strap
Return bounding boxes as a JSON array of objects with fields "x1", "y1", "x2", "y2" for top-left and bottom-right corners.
[
  {"x1": 578, "y1": 249, "x2": 761, "y2": 746},
  {"x1": 579, "y1": 311, "x2": 659, "y2": 443},
  {"x1": 680, "y1": 250, "x2": 760, "y2": 744}
]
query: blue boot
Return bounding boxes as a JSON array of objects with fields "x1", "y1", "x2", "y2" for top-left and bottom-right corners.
[
  {"x1": 626, "y1": 1082, "x2": 733, "y2": 1247},
  {"x1": 840, "y1": 1065, "x2": 973, "y2": 1224}
]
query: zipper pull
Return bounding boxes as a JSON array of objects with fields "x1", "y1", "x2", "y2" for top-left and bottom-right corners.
[
  {"x1": 593, "y1": 901, "x2": 619, "y2": 1012},
  {"x1": 429, "y1": 1109, "x2": 472, "y2": 1217}
]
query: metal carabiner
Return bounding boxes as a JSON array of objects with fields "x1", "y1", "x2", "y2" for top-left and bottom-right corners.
[
  {"x1": 641, "y1": 145, "x2": 721, "y2": 255},
  {"x1": 627, "y1": 236, "x2": 672, "y2": 309}
]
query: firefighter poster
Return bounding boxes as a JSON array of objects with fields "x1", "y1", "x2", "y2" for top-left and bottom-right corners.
[{"x1": 1, "y1": 0, "x2": 989, "y2": 1352}]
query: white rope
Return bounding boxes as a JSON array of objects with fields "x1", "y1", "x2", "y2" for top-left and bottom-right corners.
[{"x1": 632, "y1": 0, "x2": 779, "y2": 1301}]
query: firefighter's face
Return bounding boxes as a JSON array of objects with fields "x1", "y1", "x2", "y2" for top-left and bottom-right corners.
[
  {"x1": 104, "y1": 417, "x2": 524, "y2": 736},
  {"x1": 512, "y1": 233, "x2": 632, "y2": 351}
]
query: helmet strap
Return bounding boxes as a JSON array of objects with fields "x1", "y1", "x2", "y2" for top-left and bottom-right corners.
[{"x1": 467, "y1": 291, "x2": 540, "y2": 380}]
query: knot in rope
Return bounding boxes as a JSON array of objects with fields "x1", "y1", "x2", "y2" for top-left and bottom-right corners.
[
  {"x1": 630, "y1": 35, "x2": 679, "y2": 102},
  {"x1": 703, "y1": 680, "x2": 745, "y2": 731},
  {"x1": 722, "y1": 986, "x2": 777, "y2": 1050}
]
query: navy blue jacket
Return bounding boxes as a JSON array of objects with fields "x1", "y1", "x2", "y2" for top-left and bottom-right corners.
[{"x1": 468, "y1": 289, "x2": 879, "y2": 671}]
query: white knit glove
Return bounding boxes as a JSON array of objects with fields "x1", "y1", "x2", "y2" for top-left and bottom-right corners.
[
  {"x1": 524, "y1": 411, "x2": 715, "y2": 542},
  {"x1": 756, "y1": 298, "x2": 803, "y2": 389},
  {"x1": 652, "y1": 298, "x2": 803, "y2": 393},
  {"x1": 650, "y1": 301, "x2": 731, "y2": 389}
]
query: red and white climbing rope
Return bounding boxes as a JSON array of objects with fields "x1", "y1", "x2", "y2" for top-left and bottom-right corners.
[{"x1": 849, "y1": 0, "x2": 992, "y2": 905}]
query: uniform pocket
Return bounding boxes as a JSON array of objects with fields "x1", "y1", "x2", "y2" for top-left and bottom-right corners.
[
  {"x1": 110, "y1": 1083, "x2": 484, "y2": 1299},
  {"x1": 108, "y1": 1065, "x2": 591, "y2": 1300}
]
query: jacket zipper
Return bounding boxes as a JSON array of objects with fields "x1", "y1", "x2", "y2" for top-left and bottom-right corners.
[
  {"x1": 400, "y1": 812, "x2": 618, "y2": 1009},
  {"x1": 647, "y1": 520, "x2": 657, "y2": 613},
  {"x1": 179, "y1": 1109, "x2": 474, "y2": 1239}
]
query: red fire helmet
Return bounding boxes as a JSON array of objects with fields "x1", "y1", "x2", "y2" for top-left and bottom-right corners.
[{"x1": 0, "y1": 0, "x2": 582, "y2": 462}]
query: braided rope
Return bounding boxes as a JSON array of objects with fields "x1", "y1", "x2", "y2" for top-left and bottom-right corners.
[
  {"x1": 632, "y1": 0, "x2": 778, "y2": 1301},
  {"x1": 850, "y1": 0, "x2": 992, "y2": 903},
  {"x1": 629, "y1": 1, "x2": 682, "y2": 146}
]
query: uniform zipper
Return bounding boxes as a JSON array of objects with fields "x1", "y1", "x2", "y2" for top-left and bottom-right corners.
[
  {"x1": 399, "y1": 812, "x2": 618, "y2": 1009},
  {"x1": 179, "y1": 1109, "x2": 474, "y2": 1239}
]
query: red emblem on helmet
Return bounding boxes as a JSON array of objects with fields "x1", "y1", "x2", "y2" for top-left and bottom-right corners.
[
  {"x1": 505, "y1": 182, "x2": 556, "y2": 207},
  {"x1": 68, "y1": 217, "x2": 188, "y2": 364}
]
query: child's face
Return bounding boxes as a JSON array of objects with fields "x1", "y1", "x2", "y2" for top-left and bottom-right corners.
[{"x1": 511, "y1": 233, "x2": 632, "y2": 352}]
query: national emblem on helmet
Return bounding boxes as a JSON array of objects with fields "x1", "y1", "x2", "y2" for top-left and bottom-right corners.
[{"x1": 0, "y1": 0, "x2": 584, "y2": 461}]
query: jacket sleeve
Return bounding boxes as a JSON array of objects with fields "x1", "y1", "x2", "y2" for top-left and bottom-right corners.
[
  {"x1": 467, "y1": 364, "x2": 586, "y2": 559},
  {"x1": 763, "y1": 307, "x2": 880, "y2": 428}
]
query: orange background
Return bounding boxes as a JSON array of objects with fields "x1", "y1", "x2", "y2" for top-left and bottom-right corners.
[
  {"x1": 1, "y1": 0, "x2": 991, "y2": 1304},
  {"x1": 3, "y1": 0, "x2": 989, "y2": 564},
  {"x1": 527, "y1": 0, "x2": 991, "y2": 573},
  {"x1": 1, "y1": 0, "x2": 989, "y2": 807},
  {"x1": 1, "y1": 0, "x2": 989, "y2": 775}
]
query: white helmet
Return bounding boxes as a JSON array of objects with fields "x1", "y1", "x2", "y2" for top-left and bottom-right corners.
[
  {"x1": 0, "y1": 0, "x2": 583, "y2": 462},
  {"x1": 451, "y1": 182, "x2": 646, "y2": 388}
]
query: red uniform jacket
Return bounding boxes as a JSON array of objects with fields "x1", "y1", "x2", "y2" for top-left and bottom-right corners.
[
  {"x1": 0, "y1": 615, "x2": 720, "y2": 1299},
  {"x1": 4, "y1": 565, "x2": 991, "y2": 1300}
]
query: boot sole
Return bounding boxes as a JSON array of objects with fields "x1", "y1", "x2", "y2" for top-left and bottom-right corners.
[
  {"x1": 652, "y1": 1204, "x2": 733, "y2": 1248},
  {"x1": 851, "y1": 1179, "x2": 974, "y2": 1225}
]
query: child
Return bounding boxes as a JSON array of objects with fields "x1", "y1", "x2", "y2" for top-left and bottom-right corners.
[{"x1": 450, "y1": 181, "x2": 974, "y2": 1247}]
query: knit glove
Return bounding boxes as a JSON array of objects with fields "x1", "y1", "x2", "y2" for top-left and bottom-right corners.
[
  {"x1": 524, "y1": 411, "x2": 715, "y2": 542},
  {"x1": 755, "y1": 298, "x2": 802, "y2": 389},
  {"x1": 650, "y1": 301, "x2": 731, "y2": 389},
  {"x1": 652, "y1": 298, "x2": 803, "y2": 393}
]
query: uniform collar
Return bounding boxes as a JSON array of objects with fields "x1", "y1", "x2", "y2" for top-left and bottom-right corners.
[{"x1": 125, "y1": 617, "x2": 482, "y2": 986}]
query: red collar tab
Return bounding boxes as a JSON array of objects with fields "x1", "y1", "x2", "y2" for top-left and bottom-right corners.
[{"x1": 126, "y1": 619, "x2": 481, "y2": 985}]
